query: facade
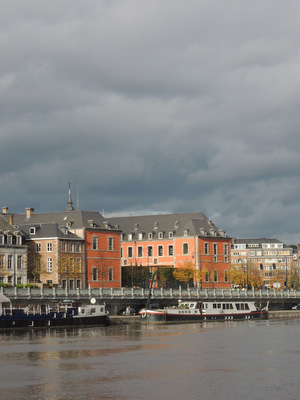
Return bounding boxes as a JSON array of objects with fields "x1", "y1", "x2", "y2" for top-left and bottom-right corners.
[
  {"x1": 17, "y1": 222, "x2": 85, "y2": 289},
  {"x1": 85, "y1": 227, "x2": 121, "y2": 288},
  {"x1": 0, "y1": 213, "x2": 27, "y2": 286},
  {"x1": 231, "y1": 238, "x2": 294, "y2": 288},
  {"x1": 2, "y1": 201, "x2": 121, "y2": 289},
  {"x1": 108, "y1": 212, "x2": 231, "y2": 288}
]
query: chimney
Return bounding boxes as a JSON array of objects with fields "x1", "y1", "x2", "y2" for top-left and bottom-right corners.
[
  {"x1": 26, "y1": 208, "x2": 34, "y2": 218},
  {"x1": 2, "y1": 207, "x2": 8, "y2": 214},
  {"x1": 9, "y1": 215, "x2": 13, "y2": 225}
]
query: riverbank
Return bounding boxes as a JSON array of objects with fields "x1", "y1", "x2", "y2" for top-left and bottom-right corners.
[{"x1": 109, "y1": 311, "x2": 300, "y2": 324}]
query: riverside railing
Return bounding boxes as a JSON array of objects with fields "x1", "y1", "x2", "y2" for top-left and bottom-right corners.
[{"x1": 1, "y1": 286, "x2": 300, "y2": 301}]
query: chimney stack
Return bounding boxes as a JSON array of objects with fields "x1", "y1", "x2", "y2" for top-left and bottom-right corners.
[
  {"x1": 26, "y1": 208, "x2": 34, "y2": 218},
  {"x1": 2, "y1": 206, "x2": 8, "y2": 214},
  {"x1": 9, "y1": 215, "x2": 13, "y2": 225}
]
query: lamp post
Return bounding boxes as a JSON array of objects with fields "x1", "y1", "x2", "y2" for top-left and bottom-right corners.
[{"x1": 285, "y1": 257, "x2": 288, "y2": 290}]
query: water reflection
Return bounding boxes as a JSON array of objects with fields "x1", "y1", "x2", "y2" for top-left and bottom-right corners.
[{"x1": 1, "y1": 320, "x2": 300, "y2": 400}]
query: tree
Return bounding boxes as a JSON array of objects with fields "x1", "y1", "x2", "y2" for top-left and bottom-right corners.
[
  {"x1": 27, "y1": 243, "x2": 44, "y2": 283},
  {"x1": 174, "y1": 262, "x2": 195, "y2": 288},
  {"x1": 58, "y1": 255, "x2": 83, "y2": 287}
]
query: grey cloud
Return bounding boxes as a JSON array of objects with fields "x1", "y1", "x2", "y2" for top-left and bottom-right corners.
[{"x1": 1, "y1": 0, "x2": 300, "y2": 244}]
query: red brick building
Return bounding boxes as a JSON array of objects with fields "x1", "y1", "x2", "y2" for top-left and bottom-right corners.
[
  {"x1": 108, "y1": 212, "x2": 231, "y2": 288},
  {"x1": 85, "y1": 228, "x2": 121, "y2": 288}
]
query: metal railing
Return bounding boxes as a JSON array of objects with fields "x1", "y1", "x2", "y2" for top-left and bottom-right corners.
[{"x1": 1, "y1": 286, "x2": 300, "y2": 301}]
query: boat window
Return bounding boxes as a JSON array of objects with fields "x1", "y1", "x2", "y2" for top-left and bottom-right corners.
[
  {"x1": 213, "y1": 304, "x2": 217, "y2": 309},
  {"x1": 236, "y1": 304, "x2": 240, "y2": 310},
  {"x1": 230, "y1": 304, "x2": 233, "y2": 309},
  {"x1": 241, "y1": 304, "x2": 244, "y2": 310},
  {"x1": 91, "y1": 308, "x2": 96, "y2": 314},
  {"x1": 245, "y1": 304, "x2": 249, "y2": 310},
  {"x1": 218, "y1": 304, "x2": 221, "y2": 308}
]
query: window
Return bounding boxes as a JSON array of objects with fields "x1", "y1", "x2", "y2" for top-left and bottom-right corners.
[
  {"x1": 224, "y1": 256, "x2": 228, "y2": 263},
  {"x1": 213, "y1": 244, "x2": 218, "y2": 255},
  {"x1": 69, "y1": 243, "x2": 74, "y2": 252},
  {"x1": 205, "y1": 271, "x2": 209, "y2": 282},
  {"x1": 121, "y1": 248, "x2": 123, "y2": 258},
  {"x1": 147, "y1": 246, "x2": 153, "y2": 257},
  {"x1": 76, "y1": 243, "x2": 81, "y2": 253},
  {"x1": 127, "y1": 247, "x2": 133, "y2": 258},
  {"x1": 148, "y1": 232, "x2": 153, "y2": 239},
  {"x1": 47, "y1": 243, "x2": 53, "y2": 252},
  {"x1": 138, "y1": 233, "x2": 143, "y2": 240},
  {"x1": 17, "y1": 277, "x2": 22, "y2": 285},
  {"x1": 8, "y1": 276, "x2": 12, "y2": 284},
  {"x1": 76, "y1": 279, "x2": 81, "y2": 289},
  {"x1": 138, "y1": 246, "x2": 143, "y2": 257},
  {"x1": 92, "y1": 236, "x2": 98, "y2": 250},
  {"x1": 224, "y1": 270, "x2": 228, "y2": 282},
  {"x1": 7, "y1": 255, "x2": 12, "y2": 269},
  {"x1": 29, "y1": 227, "x2": 36, "y2": 235},
  {"x1": 214, "y1": 270, "x2": 218, "y2": 282},
  {"x1": 168, "y1": 245, "x2": 173, "y2": 256},
  {"x1": 36, "y1": 243, "x2": 41, "y2": 252},
  {"x1": 128, "y1": 233, "x2": 133, "y2": 241},
  {"x1": 224, "y1": 244, "x2": 228, "y2": 255},
  {"x1": 158, "y1": 245, "x2": 163, "y2": 257},
  {"x1": 62, "y1": 279, "x2": 67, "y2": 289},
  {"x1": 204, "y1": 243, "x2": 209, "y2": 255},
  {"x1": 76, "y1": 258, "x2": 82, "y2": 272},
  {"x1": 108, "y1": 237, "x2": 114, "y2": 250},
  {"x1": 92, "y1": 267, "x2": 98, "y2": 281},
  {"x1": 0, "y1": 235, "x2": 3, "y2": 244},
  {"x1": 61, "y1": 242, "x2": 66, "y2": 252},
  {"x1": 17, "y1": 255, "x2": 22, "y2": 270},
  {"x1": 7, "y1": 235, "x2": 12, "y2": 244},
  {"x1": 47, "y1": 258, "x2": 53, "y2": 272},
  {"x1": 183, "y1": 243, "x2": 189, "y2": 254},
  {"x1": 158, "y1": 232, "x2": 163, "y2": 239},
  {"x1": 108, "y1": 267, "x2": 114, "y2": 281},
  {"x1": 183, "y1": 229, "x2": 189, "y2": 236},
  {"x1": 169, "y1": 232, "x2": 174, "y2": 238},
  {"x1": 69, "y1": 280, "x2": 74, "y2": 290}
]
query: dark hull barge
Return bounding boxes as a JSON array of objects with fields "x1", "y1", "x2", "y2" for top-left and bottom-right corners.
[
  {"x1": 140, "y1": 300, "x2": 268, "y2": 324},
  {"x1": 0, "y1": 294, "x2": 109, "y2": 329}
]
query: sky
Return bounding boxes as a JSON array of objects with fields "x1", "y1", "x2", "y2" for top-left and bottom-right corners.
[{"x1": 1, "y1": 0, "x2": 300, "y2": 245}]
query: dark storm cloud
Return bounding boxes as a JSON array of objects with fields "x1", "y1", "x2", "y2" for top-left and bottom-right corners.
[{"x1": 1, "y1": 0, "x2": 300, "y2": 243}]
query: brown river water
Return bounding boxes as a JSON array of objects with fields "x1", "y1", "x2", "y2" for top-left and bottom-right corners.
[{"x1": 0, "y1": 318, "x2": 299, "y2": 400}]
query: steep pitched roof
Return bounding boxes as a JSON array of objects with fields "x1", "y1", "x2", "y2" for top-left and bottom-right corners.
[
  {"x1": 0, "y1": 214, "x2": 21, "y2": 234},
  {"x1": 108, "y1": 212, "x2": 228, "y2": 238},
  {"x1": 17, "y1": 222, "x2": 84, "y2": 240},
  {"x1": 11, "y1": 210, "x2": 114, "y2": 231}
]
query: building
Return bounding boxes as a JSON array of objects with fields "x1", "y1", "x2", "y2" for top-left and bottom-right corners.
[
  {"x1": 0, "y1": 213, "x2": 27, "y2": 286},
  {"x1": 2, "y1": 199, "x2": 121, "y2": 289},
  {"x1": 17, "y1": 222, "x2": 85, "y2": 289},
  {"x1": 231, "y1": 238, "x2": 294, "y2": 288},
  {"x1": 108, "y1": 212, "x2": 231, "y2": 288}
]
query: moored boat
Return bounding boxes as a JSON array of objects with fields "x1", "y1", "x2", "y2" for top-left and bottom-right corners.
[
  {"x1": 0, "y1": 294, "x2": 109, "y2": 329},
  {"x1": 140, "y1": 300, "x2": 268, "y2": 324}
]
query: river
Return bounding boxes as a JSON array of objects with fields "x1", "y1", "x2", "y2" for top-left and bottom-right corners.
[{"x1": 0, "y1": 318, "x2": 299, "y2": 400}]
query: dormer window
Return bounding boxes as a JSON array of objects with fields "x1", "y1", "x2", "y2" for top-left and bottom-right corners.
[
  {"x1": 183, "y1": 229, "x2": 189, "y2": 236},
  {"x1": 30, "y1": 227, "x2": 36, "y2": 235},
  {"x1": 175, "y1": 221, "x2": 179, "y2": 228},
  {"x1": 169, "y1": 232, "x2": 174, "y2": 238},
  {"x1": 158, "y1": 232, "x2": 164, "y2": 239},
  {"x1": 154, "y1": 222, "x2": 159, "y2": 229},
  {"x1": 148, "y1": 232, "x2": 153, "y2": 240},
  {"x1": 138, "y1": 232, "x2": 143, "y2": 240}
]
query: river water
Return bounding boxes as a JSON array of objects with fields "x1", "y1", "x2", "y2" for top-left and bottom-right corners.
[{"x1": 0, "y1": 318, "x2": 299, "y2": 400}]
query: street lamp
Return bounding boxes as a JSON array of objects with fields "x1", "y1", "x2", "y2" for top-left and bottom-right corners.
[{"x1": 285, "y1": 257, "x2": 288, "y2": 290}]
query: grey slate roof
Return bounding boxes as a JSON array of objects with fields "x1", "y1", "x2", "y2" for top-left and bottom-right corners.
[
  {"x1": 10, "y1": 210, "x2": 116, "y2": 231},
  {"x1": 234, "y1": 238, "x2": 282, "y2": 245},
  {"x1": 107, "y1": 212, "x2": 228, "y2": 239},
  {"x1": 17, "y1": 222, "x2": 84, "y2": 240},
  {"x1": 0, "y1": 214, "x2": 21, "y2": 234}
]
